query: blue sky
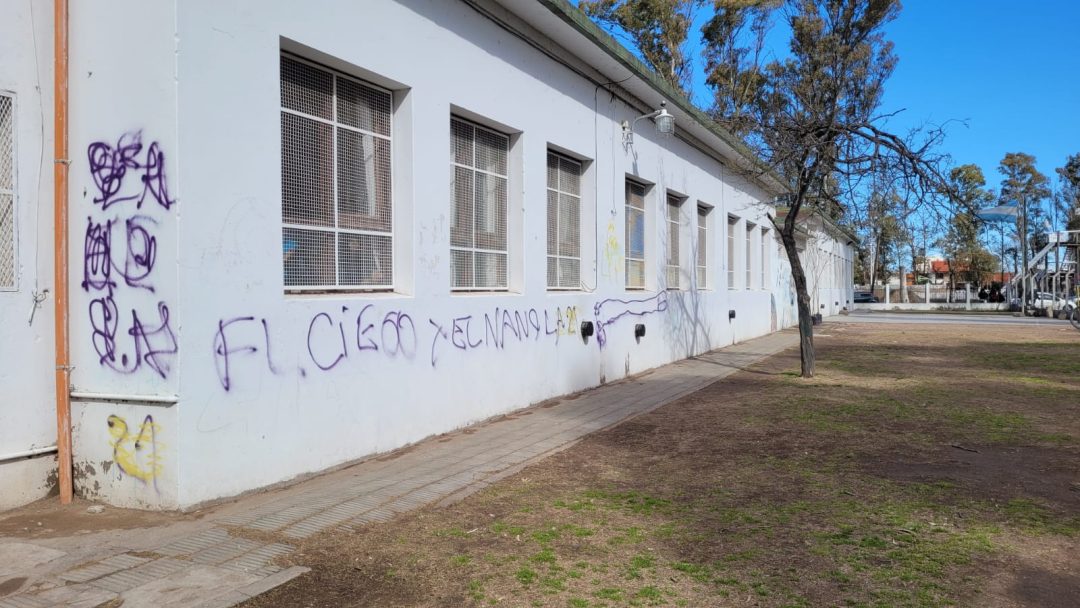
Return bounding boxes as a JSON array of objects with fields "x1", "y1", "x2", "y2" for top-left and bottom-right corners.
[{"x1": 679, "y1": 1, "x2": 1080, "y2": 203}]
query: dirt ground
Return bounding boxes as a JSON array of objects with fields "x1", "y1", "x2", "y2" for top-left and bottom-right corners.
[
  {"x1": 0, "y1": 496, "x2": 200, "y2": 540},
  {"x1": 233, "y1": 323, "x2": 1074, "y2": 605}
]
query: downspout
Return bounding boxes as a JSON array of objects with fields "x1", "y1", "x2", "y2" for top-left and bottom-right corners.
[{"x1": 53, "y1": 0, "x2": 72, "y2": 504}]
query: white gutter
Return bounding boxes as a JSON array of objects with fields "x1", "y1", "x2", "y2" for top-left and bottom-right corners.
[
  {"x1": 0, "y1": 445, "x2": 59, "y2": 463},
  {"x1": 70, "y1": 392, "x2": 179, "y2": 405}
]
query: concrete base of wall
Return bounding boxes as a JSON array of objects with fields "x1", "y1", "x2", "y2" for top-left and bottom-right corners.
[
  {"x1": 72, "y1": 401, "x2": 179, "y2": 510},
  {"x1": 0, "y1": 454, "x2": 57, "y2": 511}
]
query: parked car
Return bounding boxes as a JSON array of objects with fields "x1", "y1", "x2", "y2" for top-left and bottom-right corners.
[
  {"x1": 1064, "y1": 295, "x2": 1077, "y2": 312},
  {"x1": 853, "y1": 292, "x2": 878, "y2": 303},
  {"x1": 1032, "y1": 292, "x2": 1065, "y2": 311}
]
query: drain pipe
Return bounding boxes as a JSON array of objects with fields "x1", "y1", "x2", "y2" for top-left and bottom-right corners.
[{"x1": 53, "y1": 0, "x2": 73, "y2": 504}]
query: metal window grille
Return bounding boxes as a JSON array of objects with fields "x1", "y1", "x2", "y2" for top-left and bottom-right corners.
[
  {"x1": 0, "y1": 94, "x2": 14, "y2": 290},
  {"x1": 745, "y1": 222, "x2": 755, "y2": 289},
  {"x1": 546, "y1": 151, "x2": 581, "y2": 289},
  {"x1": 760, "y1": 228, "x2": 768, "y2": 289},
  {"x1": 727, "y1": 215, "x2": 737, "y2": 289},
  {"x1": 666, "y1": 195, "x2": 681, "y2": 289},
  {"x1": 451, "y1": 117, "x2": 509, "y2": 290},
  {"x1": 625, "y1": 180, "x2": 646, "y2": 289},
  {"x1": 696, "y1": 205, "x2": 708, "y2": 289},
  {"x1": 280, "y1": 54, "x2": 393, "y2": 291}
]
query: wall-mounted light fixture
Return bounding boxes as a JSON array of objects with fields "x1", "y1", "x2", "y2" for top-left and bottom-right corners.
[
  {"x1": 622, "y1": 101, "x2": 675, "y2": 147},
  {"x1": 634, "y1": 324, "x2": 646, "y2": 340}
]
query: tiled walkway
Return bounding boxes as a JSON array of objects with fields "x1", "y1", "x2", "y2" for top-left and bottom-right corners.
[{"x1": 0, "y1": 329, "x2": 798, "y2": 608}]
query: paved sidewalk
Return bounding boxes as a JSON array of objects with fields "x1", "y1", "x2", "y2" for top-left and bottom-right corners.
[{"x1": 0, "y1": 329, "x2": 798, "y2": 608}]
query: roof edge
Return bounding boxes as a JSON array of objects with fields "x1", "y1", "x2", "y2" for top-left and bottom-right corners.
[{"x1": 534, "y1": 0, "x2": 790, "y2": 196}]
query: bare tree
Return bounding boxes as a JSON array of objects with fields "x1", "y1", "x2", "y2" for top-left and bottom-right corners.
[{"x1": 704, "y1": 0, "x2": 955, "y2": 376}]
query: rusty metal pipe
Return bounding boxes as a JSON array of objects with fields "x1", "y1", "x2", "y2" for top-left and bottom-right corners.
[{"x1": 53, "y1": 0, "x2": 72, "y2": 504}]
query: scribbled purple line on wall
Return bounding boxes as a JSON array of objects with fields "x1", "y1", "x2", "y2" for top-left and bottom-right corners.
[{"x1": 593, "y1": 292, "x2": 668, "y2": 348}]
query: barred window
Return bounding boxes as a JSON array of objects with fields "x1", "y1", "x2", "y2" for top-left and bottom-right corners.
[
  {"x1": 745, "y1": 222, "x2": 755, "y2": 289},
  {"x1": 696, "y1": 205, "x2": 708, "y2": 289},
  {"x1": 546, "y1": 152, "x2": 581, "y2": 289},
  {"x1": 727, "y1": 215, "x2": 737, "y2": 289},
  {"x1": 666, "y1": 195, "x2": 681, "y2": 289},
  {"x1": 451, "y1": 117, "x2": 509, "y2": 290},
  {"x1": 625, "y1": 180, "x2": 646, "y2": 289},
  {"x1": 280, "y1": 54, "x2": 393, "y2": 291},
  {"x1": 0, "y1": 93, "x2": 14, "y2": 290}
]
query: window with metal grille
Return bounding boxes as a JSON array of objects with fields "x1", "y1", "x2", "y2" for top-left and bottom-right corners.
[
  {"x1": 666, "y1": 195, "x2": 681, "y2": 289},
  {"x1": 625, "y1": 180, "x2": 646, "y2": 289},
  {"x1": 0, "y1": 93, "x2": 14, "y2": 290},
  {"x1": 546, "y1": 152, "x2": 581, "y2": 289},
  {"x1": 451, "y1": 117, "x2": 509, "y2": 290},
  {"x1": 745, "y1": 222, "x2": 755, "y2": 289},
  {"x1": 696, "y1": 205, "x2": 708, "y2": 289},
  {"x1": 727, "y1": 215, "x2": 737, "y2": 289},
  {"x1": 280, "y1": 54, "x2": 393, "y2": 291}
]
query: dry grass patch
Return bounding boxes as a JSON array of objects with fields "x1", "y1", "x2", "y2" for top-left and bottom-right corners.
[{"x1": 243, "y1": 323, "x2": 1080, "y2": 608}]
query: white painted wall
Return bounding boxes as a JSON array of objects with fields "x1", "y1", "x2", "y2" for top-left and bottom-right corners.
[
  {"x1": 1, "y1": 0, "x2": 851, "y2": 511},
  {"x1": 0, "y1": 0, "x2": 58, "y2": 510},
  {"x1": 67, "y1": 0, "x2": 181, "y2": 509},
  {"x1": 161, "y1": 0, "x2": 786, "y2": 508}
]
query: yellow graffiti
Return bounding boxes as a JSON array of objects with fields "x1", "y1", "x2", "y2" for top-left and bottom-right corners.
[
  {"x1": 107, "y1": 414, "x2": 162, "y2": 483},
  {"x1": 555, "y1": 306, "x2": 579, "y2": 336},
  {"x1": 602, "y1": 218, "x2": 623, "y2": 278}
]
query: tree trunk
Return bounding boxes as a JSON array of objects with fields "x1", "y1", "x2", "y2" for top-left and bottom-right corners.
[{"x1": 780, "y1": 228, "x2": 815, "y2": 377}]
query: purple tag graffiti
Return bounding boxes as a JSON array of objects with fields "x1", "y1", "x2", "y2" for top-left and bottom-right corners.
[
  {"x1": 83, "y1": 132, "x2": 177, "y2": 378},
  {"x1": 87, "y1": 131, "x2": 175, "y2": 210},
  {"x1": 593, "y1": 292, "x2": 669, "y2": 348}
]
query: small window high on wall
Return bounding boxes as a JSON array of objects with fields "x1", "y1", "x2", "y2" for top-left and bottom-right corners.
[
  {"x1": 0, "y1": 93, "x2": 15, "y2": 290},
  {"x1": 547, "y1": 152, "x2": 581, "y2": 290},
  {"x1": 625, "y1": 180, "x2": 646, "y2": 289},
  {"x1": 280, "y1": 54, "x2": 393, "y2": 291},
  {"x1": 451, "y1": 117, "x2": 509, "y2": 290}
]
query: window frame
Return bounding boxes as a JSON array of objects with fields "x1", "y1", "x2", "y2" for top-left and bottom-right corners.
[
  {"x1": 666, "y1": 194, "x2": 682, "y2": 290},
  {"x1": 0, "y1": 91, "x2": 17, "y2": 292},
  {"x1": 760, "y1": 227, "x2": 769, "y2": 290},
  {"x1": 450, "y1": 115, "x2": 511, "y2": 292},
  {"x1": 546, "y1": 150, "x2": 582, "y2": 291},
  {"x1": 280, "y1": 53, "x2": 395, "y2": 293},
  {"x1": 727, "y1": 215, "x2": 738, "y2": 290},
  {"x1": 624, "y1": 179, "x2": 647, "y2": 290},
  {"x1": 696, "y1": 204, "x2": 709, "y2": 290},
  {"x1": 745, "y1": 221, "x2": 755, "y2": 290}
]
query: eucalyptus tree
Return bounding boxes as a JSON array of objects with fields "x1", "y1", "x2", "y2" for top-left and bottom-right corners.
[
  {"x1": 998, "y1": 152, "x2": 1050, "y2": 301},
  {"x1": 579, "y1": 0, "x2": 703, "y2": 92}
]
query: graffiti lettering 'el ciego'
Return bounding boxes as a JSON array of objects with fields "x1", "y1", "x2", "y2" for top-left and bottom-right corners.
[
  {"x1": 212, "y1": 303, "x2": 582, "y2": 391},
  {"x1": 83, "y1": 131, "x2": 177, "y2": 378}
]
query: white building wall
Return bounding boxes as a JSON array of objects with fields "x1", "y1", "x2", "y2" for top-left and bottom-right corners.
[
  {"x1": 1, "y1": 0, "x2": 851, "y2": 511},
  {"x1": 66, "y1": 0, "x2": 181, "y2": 508},
  {"x1": 160, "y1": 0, "x2": 782, "y2": 508},
  {"x1": 0, "y1": 0, "x2": 58, "y2": 510}
]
